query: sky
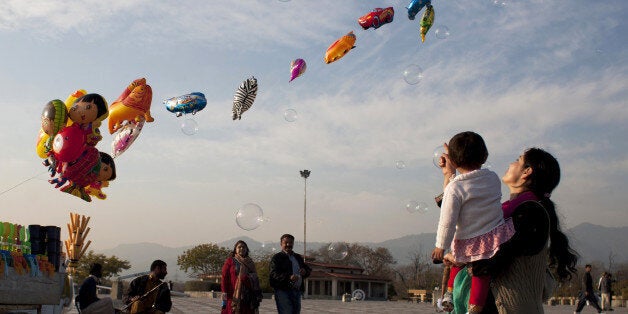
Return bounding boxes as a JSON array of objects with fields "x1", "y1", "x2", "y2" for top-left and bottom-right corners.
[{"x1": 0, "y1": 0, "x2": 626, "y2": 252}]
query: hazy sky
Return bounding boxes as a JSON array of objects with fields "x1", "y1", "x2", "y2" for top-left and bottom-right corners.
[{"x1": 0, "y1": 0, "x2": 626, "y2": 252}]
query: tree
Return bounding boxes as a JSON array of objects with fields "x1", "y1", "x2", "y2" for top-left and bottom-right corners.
[
  {"x1": 177, "y1": 243, "x2": 230, "y2": 278},
  {"x1": 73, "y1": 250, "x2": 131, "y2": 285},
  {"x1": 253, "y1": 251, "x2": 274, "y2": 293},
  {"x1": 309, "y1": 243, "x2": 396, "y2": 278}
]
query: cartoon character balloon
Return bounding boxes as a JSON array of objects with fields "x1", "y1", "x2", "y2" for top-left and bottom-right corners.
[
  {"x1": 420, "y1": 4, "x2": 434, "y2": 42},
  {"x1": 324, "y1": 31, "x2": 356, "y2": 64},
  {"x1": 289, "y1": 59, "x2": 307, "y2": 82},
  {"x1": 36, "y1": 100, "x2": 68, "y2": 159},
  {"x1": 407, "y1": 0, "x2": 431, "y2": 20},
  {"x1": 232, "y1": 77, "x2": 258, "y2": 120},
  {"x1": 111, "y1": 119, "x2": 144, "y2": 158},
  {"x1": 67, "y1": 93, "x2": 108, "y2": 146},
  {"x1": 164, "y1": 92, "x2": 207, "y2": 117},
  {"x1": 108, "y1": 78, "x2": 154, "y2": 134}
]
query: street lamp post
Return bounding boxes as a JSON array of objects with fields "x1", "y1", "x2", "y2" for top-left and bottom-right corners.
[{"x1": 300, "y1": 170, "x2": 310, "y2": 257}]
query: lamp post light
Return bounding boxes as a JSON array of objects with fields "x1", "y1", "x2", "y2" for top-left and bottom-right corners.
[{"x1": 300, "y1": 170, "x2": 310, "y2": 256}]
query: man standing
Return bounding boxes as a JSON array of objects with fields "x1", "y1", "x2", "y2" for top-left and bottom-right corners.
[
  {"x1": 78, "y1": 263, "x2": 115, "y2": 314},
  {"x1": 598, "y1": 272, "x2": 613, "y2": 311},
  {"x1": 124, "y1": 260, "x2": 172, "y2": 314},
  {"x1": 574, "y1": 264, "x2": 604, "y2": 314},
  {"x1": 269, "y1": 234, "x2": 312, "y2": 314}
]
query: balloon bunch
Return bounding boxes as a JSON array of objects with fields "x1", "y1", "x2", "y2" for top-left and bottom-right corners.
[{"x1": 35, "y1": 78, "x2": 154, "y2": 202}]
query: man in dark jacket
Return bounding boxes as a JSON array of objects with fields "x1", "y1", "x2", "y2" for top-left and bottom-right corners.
[
  {"x1": 124, "y1": 260, "x2": 172, "y2": 313},
  {"x1": 78, "y1": 263, "x2": 114, "y2": 313},
  {"x1": 269, "y1": 234, "x2": 312, "y2": 314},
  {"x1": 574, "y1": 264, "x2": 604, "y2": 313}
]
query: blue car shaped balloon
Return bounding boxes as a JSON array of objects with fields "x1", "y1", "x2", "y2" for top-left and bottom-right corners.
[
  {"x1": 407, "y1": 0, "x2": 431, "y2": 20},
  {"x1": 164, "y1": 92, "x2": 207, "y2": 117}
]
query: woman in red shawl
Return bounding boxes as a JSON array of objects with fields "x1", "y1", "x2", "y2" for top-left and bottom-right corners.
[{"x1": 221, "y1": 240, "x2": 262, "y2": 314}]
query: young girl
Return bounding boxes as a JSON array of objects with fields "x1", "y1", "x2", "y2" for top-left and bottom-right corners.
[{"x1": 431, "y1": 131, "x2": 515, "y2": 313}]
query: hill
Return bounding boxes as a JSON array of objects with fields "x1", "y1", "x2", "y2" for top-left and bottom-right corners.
[{"x1": 99, "y1": 223, "x2": 628, "y2": 281}]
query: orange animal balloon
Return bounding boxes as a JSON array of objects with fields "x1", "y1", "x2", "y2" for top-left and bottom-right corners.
[{"x1": 108, "y1": 78, "x2": 154, "y2": 134}]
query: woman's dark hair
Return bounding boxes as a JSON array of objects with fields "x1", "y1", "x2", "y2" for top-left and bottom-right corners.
[
  {"x1": 448, "y1": 131, "x2": 488, "y2": 169},
  {"x1": 231, "y1": 240, "x2": 249, "y2": 257},
  {"x1": 99, "y1": 152, "x2": 116, "y2": 181},
  {"x1": 75, "y1": 93, "x2": 108, "y2": 119},
  {"x1": 523, "y1": 148, "x2": 578, "y2": 280}
]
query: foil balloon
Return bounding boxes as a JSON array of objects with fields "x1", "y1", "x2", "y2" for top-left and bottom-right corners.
[
  {"x1": 164, "y1": 92, "x2": 207, "y2": 117},
  {"x1": 420, "y1": 4, "x2": 434, "y2": 43},
  {"x1": 108, "y1": 78, "x2": 154, "y2": 134},
  {"x1": 358, "y1": 7, "x2": 394, "y2": 30},
  {"x1": 407, "y1": 0, "x2": 431, "y2": 20},
  {"x1": 52, "y1": 125, "x2": 86, "y2": 163},
  {"x1": 324, "y1": 31, "x2": 356, "y2": 64},
  {"x1": 289, "y1": 59, "x2": 307, "y2": 82},
  {"x1": 64, "y1": 89, "x2": 87, "y2": 118},
  {"x1": 67, "y1": 93, "x2": 108, "y2": 146},
  {"x1": 37, "y1": 99, "x2": 68, "y2": 158},
  {"x1": 111, "y1": 119, "x2": 144, "y2": 158},
  {"x1": 232, "y1": 76, "x2": 258, "y2": 120}
]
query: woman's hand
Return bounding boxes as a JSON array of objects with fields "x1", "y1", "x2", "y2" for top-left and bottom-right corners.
[{"x1": 431, "y1": 247, "x2": 445, "y2": 262}]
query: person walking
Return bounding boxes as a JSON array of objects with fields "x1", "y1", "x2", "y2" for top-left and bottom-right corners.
[
  {"x1": 575, "y1": 264, "x2": 604, "y2": 313},
  {"x1": 269, "y1": 234, "x2": 312, "y2": 314}
]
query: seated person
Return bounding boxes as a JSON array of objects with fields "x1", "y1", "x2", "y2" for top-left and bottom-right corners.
[{"x1": 78, "y1": 263, "x2": 115, "y2": 314}]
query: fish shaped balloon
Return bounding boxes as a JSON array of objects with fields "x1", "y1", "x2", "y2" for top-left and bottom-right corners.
[
  {"x1": 111, "y1": 118, "x2": 145, "y2": 158},
  {"x1": 420, "y1": 4, "x2": 434, "y2": 43},
  {"x1": 289, "y1": 59, "x2": 307, "y2": 82},
  {"x1": 324, "y1": 31, "x2": 356, "y2": 64}
]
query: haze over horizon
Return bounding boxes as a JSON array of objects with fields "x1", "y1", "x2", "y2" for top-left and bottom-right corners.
[{"x1": 0, "y1": 1, "x2": 626, "y2": 251}]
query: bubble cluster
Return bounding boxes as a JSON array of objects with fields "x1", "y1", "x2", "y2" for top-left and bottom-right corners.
[{"x1": 395, "y1": 160, "x2": 406, "y2": 169}]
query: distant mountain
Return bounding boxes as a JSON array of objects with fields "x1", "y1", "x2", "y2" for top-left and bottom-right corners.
[{"x1": 98, "y1": 223, "x2": 628, "y2": 282}]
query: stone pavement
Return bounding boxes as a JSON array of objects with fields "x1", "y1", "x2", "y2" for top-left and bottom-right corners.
[{"x1": 168, "y1": 297, "x2": 628, "y2": 314}]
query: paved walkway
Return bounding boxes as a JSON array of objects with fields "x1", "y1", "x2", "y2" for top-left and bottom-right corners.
[{"x1": 169, "y1": 297, "x2": 627, "y2": 314}]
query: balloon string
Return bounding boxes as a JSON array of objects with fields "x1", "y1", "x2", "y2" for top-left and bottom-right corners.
[{"x1": 0, "y1": 171, "x2": 47, "y2": 197}]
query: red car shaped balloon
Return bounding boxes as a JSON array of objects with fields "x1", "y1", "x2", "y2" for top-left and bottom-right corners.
[{"x1": 358, "y1": 7, "x2": 394, "y2": 30}]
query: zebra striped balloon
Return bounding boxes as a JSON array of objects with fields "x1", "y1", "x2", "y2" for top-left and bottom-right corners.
[{"x1": 232, "y1": 76, "x2": 258, "y2": 120}]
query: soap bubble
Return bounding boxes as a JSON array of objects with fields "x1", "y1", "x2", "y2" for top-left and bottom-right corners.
[
  {"x1": 403, "y1": 64, "x2": 423, "y2": 85},
  {"x1": 284, "y1": 109, "x2": 298, "y2": 122},
  {"x1": 181, "y1": 118, "x2": 198, "y2": 135},
  {"x1": 406, "y1": 201, "x2": 429, "y2": 214},
  {"x1": 236, "y1": 203, "x2": 264, "y2": 231},
  {"x1": 405, "y1": 200, "x2": 419, "y2": 213},
  {"x1": 492, "y1": 0, "x2": 507, "y2": 7},
  {"x1": 415, "y1": 202, "x2": 429, "y2": 214},
  {"x1": 328, "y1": 242, "x2": 349, "y2": 260},
  {"x1": 432, "y1": 145, "x2": 446, "y2": 168},
  {"x1": 395, "y1": 160, "x2": 406, "y2": 169},
  {"x1": 435, "y1": 25, "x2": 450, "y2": 39},
  {"x1": 482, "y1": 161, "x2": 493, "y2": 169}
]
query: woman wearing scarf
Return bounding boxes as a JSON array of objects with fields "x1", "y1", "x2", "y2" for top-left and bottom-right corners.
[{"x1": 221, "y1": 240, "x2": 262, "y2": 314}]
